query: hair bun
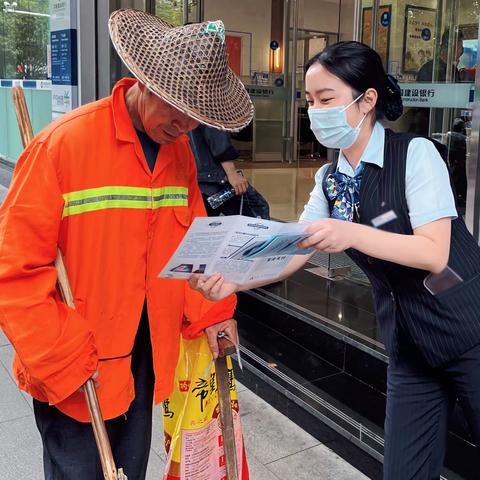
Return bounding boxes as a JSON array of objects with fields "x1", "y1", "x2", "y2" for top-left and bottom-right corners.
[{"x1": 384, "y1": 74, "x2": 403, "y2": 121}]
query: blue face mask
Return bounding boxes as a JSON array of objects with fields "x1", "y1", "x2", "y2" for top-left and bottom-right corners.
[{"x1": 308, "y1": 94, "x2": 367, "y2": 149}]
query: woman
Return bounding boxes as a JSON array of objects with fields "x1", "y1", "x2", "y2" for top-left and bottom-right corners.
[{"x1": 189, "y1": 41, "x2": 480, "y2": 478}]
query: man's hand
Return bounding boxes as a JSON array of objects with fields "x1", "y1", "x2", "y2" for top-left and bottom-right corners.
[
  {"x1": 204, "y1": 318, "x2": 238, "y2": 360},
  {"x1": 76, "y1": 369, "x2": 99, "y2": 393},
  {"x1": 226, "y1": 170, "x2": 248, "y2": 196},
  {"x1": 189, "y1": 273, "x2": 238, "y2": 301}
]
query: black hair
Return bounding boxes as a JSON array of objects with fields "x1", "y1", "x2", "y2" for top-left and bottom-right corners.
[
  {"x1": 305, "y1": 41, "x2": 403, "y2": 122},
  {"x1": 441, "y1": 28, "x2": 464, "y2": 49}
]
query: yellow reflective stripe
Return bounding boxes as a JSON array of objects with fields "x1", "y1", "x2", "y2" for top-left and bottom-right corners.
[
  {"x1": 153, "y1": 186, "x2": 188, "y2": 196},
  {"x1": 62, "y1": 186, "x2": 188, "y2": 217},
  {"x1": 153, "y1": 197, "x2": 188, "y2": 207},
  {"x1": 63, "y1": 186, "x2": 188, "y2": 202},
  {"x1": 63, "y1": 199, "x2": 151, "y2": 217},
  {"x1": 63, "y1": 186, "x2": 150, "y2": 202}
]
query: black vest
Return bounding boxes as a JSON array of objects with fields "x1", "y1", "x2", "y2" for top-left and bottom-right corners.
[{"x1": 323, "y1": 129, "x2": 480, "y2": 367}]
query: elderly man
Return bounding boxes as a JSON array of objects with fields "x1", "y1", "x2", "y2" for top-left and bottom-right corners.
[{"x1": 0, "y1": 9, "x2": 253, "y2": 480}]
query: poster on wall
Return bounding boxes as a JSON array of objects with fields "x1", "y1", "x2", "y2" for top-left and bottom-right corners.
[
  {"x1": 362, "y1": 5, "x2": 391, "y2": 68},
  {"x1": 225, "y1": 31, "x2": 252, "y2": 79},
  {"x1": 49, "y1": 0, "x2": 78, "y2": 119},
  {"x1": 225, "y1": 35, "x2": 242, "y2": 76},
  {"x1": 402, "y1": 5, "x2": 436, "y2": 74}
]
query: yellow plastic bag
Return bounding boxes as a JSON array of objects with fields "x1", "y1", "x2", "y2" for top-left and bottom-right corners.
[{"x1": 162, "y1": 334, "x2": 249, "y2": 480}]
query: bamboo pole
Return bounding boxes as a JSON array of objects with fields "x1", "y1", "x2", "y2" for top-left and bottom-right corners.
[{"x1": 55, "y1": 251, "x2": 127, "y2": 480}]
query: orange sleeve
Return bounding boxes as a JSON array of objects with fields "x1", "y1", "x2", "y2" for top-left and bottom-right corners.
[
  {"x1": 0, "y1": 140, "x2": 98, "y2": 405},
  {"x1": 182, "y1": 145, "x2": 237, "y2": 339}
]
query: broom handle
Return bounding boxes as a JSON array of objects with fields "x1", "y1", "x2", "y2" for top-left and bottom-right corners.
[
  {"x1": 55, "y1": 250, "x2": 119, "y2": 480},
  {"x1": 216, "y1": 337, "x2": 239, "y2": 480},
  {"x1": 11, "y1": 86, "x2": 34, "y2": 148}
]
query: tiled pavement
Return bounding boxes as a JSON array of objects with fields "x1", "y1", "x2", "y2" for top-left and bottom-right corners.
[
  {"x1": 0, "y1": 184, "x2": 7, "y2": 204},
  {"x1": 0, "y1": 330, "x2": 368, "y2": 480}
]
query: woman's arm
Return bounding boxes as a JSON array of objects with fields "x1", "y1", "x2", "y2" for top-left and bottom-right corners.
[
  {"x1": 189, "y1": 251, "x2": 315, "y2": 301},
  {"x1": 190, "y1": 164, "x2": 332, "y2": 301},
  {"x1": 300, "y1": 217, "x2": 451, "y2": 273},
  {"x1": 240, "y1": 251, "x2": 315, "y2": 290}
]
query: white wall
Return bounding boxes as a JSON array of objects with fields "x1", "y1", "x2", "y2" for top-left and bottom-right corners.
[
  {"x1": 339, "y1": 0, "x2": 356, "y2": 41},
  {"x1": 298, "y1": 0, "x2": 341, "y2": 33},
  {"x1": 204, "y1": 0, "x2": 272, "y2": 73}
]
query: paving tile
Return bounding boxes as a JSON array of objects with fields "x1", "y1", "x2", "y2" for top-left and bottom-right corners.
[
  {"x1": 239, "y1": 389, "x2": 319, "y2": 464},
  {"x1": 0, "y1": 344, "x2": 33, "y2": 409},
  {"x1": 0, "y1": 329, "x2": 10, "y2": 346},
  {"x1": 236, "y1": 379, "x2": 247, "y2": 393},
  {"x1": 0, "y1": 415, "x2": 44, "y2": 480},
  {"x1": 0, "y1": 344, "x2": 14, "y2": 374},
  {"x1": 0, "y1": 184, "x2": 8, "y2": 204},
  {"x1": 245, "y1": 451, "x2": 281, "y2": 480},
  {"x1": 146, "y1": 449, "x2": 166, "y2": 480},
  {"x1": 0, "y1": 344, "x2": 12, "y2": 372},
  {"x1": 238, "y1": 386, "x2": 259, "y2": 417},
  {"x1": 0, "y1": 362, "x2": 32, "y2": 422},
  {"x1": 267, "y1": 444, "x2": 369, "y2": 480},
  {"x1": 151, "y1": 404, "x2": 166, "y2": 461}
]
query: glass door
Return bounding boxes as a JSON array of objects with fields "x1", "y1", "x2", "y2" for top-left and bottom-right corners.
[
  {"x1": 360, "y1": 0, "x2": 479, "y2": 232},
  {"x1": 294, "y1": 29, "x2": 339, "y2": 164},
  {"x1": 154, "y1": 0, "x2": 201, "y2": 25}
]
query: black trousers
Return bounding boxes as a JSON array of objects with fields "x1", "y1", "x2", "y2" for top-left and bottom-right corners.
[
  {"x1": 33, "y1": 309, "x2": 155, "y2": 480},
  {"x1": 384, "y1": 341, "x2": 480, "y2": 479}
]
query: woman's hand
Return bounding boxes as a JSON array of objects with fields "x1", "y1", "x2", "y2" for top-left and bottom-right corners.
[
  {"x1": 189, "y1": 273, "x2": 239, "y2": 301},
  {"x1": 299, "y1": 218, "x2": 355, "y2": 253},
  {"x1": 226, "y1": 170, "x2": 249, "y2": 196}
]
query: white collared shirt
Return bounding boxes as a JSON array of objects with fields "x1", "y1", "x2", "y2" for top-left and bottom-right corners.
[{"x1": 300, "y1": 122, "x2": 458, "y2": 229}]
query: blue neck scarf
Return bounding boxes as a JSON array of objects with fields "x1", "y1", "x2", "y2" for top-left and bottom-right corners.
[{"x1": 325, "y1": 163, "x2": 364, "y2": 222}]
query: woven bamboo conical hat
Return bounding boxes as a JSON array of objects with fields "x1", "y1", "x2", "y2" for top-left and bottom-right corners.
[{"x1": 109, "y1": 9, "x2": 254, "y2": 131}]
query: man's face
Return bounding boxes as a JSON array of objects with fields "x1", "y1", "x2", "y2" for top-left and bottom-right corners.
[
  {"x1": 440, "y1": 40, "x2": 464, "y2": 65},
  {"x1": 137, "y1": 85, "x2": 199, "y2": 144}
]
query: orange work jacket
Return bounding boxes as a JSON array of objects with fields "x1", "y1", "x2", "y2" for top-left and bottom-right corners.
[{"x1": 0, "y1": 78, "x2": 236, "y2": 422}]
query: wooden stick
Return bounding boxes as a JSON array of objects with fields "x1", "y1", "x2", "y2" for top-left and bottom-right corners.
[
  {"x1": 216, "y1": 337, "x2": 239, "y2": 480},
  {"x1": 11, "y1": 86, "x2": 34, "y2": 148},
  {"x1": 55, "y1": 250, "x2": 127, "y2": 480}
]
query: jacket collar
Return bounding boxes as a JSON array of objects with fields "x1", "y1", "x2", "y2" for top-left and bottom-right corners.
[{"x1": 111, "y1": 78, "x2": 139, "y2": 143}]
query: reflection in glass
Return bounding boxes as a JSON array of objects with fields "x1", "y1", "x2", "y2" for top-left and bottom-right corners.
[{"x1": 0, "y1": 0, "x2": 50, "y2": 79}]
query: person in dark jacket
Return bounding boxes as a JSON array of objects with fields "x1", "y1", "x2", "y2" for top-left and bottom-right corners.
[
  {"x1": 416, "y1": 29, "x2": 473, "y2": 82},
  {"x1": 189, "y1": 124, "x2": 270, "y2": 218},
  {"x1": 414, "y1": 28, "x2": 472, "y2": 209}
]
